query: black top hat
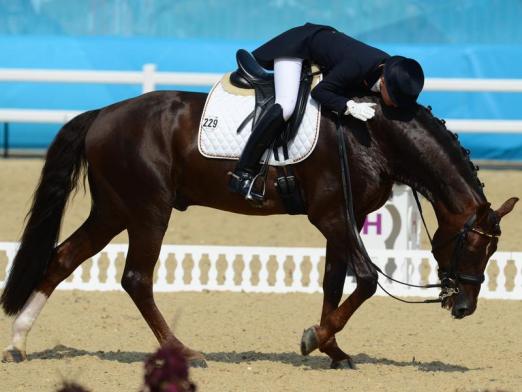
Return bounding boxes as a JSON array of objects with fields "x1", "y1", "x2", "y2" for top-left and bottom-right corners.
[{"x1": 383, "y1": 56, "x2": 424, "y2": 108}]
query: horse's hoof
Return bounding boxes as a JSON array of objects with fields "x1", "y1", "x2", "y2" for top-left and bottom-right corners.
[
  {"x1": 300, "y1": 326, "x2": 319, "y2": 356},
  {"x1": 189, "y1": 358, "x2": 208, "y2": 368},
  {"x1": 330, "y1": 358, "x2": 356, "y2": 370},
  {"x1": 2, "y1": 348, "x2": 27, "y2": 363}
]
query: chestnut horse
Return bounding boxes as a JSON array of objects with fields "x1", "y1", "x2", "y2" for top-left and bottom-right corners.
[{"x1": 1, "y1": 91, "x2": 517, "y2": 368}]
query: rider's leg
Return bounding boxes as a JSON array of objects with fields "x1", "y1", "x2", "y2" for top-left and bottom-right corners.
[
  {"x1": 274, "y1": 57, "x2": 303, "y2": 121},
  {"x1": 228, "y1": 57, "x2": 303, "y2": 198}
]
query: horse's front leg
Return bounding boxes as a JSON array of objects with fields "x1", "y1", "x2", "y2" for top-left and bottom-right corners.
[
  {"x1": 301, "y1": 245, "x2": 377, "y2": 368},
  {"x1": 312, "y1": 242, "x2": 354, "y2": 368}
]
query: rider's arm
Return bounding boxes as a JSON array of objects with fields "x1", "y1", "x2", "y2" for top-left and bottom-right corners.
[{"x1": 311, "y1": 61, "x2": 362, "y2": 114}]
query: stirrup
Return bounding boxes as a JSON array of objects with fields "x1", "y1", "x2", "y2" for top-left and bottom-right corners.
[
  {"x1": 227, "y1": 171, "x2": 252, "y2": 195},
  {"x1": 245, "y1": 173, "x2": 266, "y2": 204}
]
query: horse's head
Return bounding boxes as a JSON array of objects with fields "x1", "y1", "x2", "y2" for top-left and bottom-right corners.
[
  {"x1": 431, "y1": 198, "x2": 517, "y2": 318},
  {"x1": 364, "y1": 99, "x2": 519, "y2": 318}
]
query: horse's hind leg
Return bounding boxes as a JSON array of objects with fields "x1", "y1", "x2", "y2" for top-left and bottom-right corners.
[
  {"x1": 121, "y1": 222, "x2": 206, "y2": 366},
  {"x1": 3, "y1": 213, "x2": 123, "y2": 362}
]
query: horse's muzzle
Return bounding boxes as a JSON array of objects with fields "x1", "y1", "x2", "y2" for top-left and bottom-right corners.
[{"x1": 451, "y1": 294, "x2": 475, "y2": 319}]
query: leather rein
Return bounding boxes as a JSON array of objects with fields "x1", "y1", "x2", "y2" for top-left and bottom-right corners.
[{"x1": 335, "y1": 117, "x2": 498, "y2": 304}]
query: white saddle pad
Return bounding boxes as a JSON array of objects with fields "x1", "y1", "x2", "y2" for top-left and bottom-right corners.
[{"x1": 198, "y1": 73, "x2": 322, "y2": 166}]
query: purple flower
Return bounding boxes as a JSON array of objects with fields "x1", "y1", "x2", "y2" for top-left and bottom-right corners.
[{"x1": 143, "y1": 346, "x2": 196, "y2": 392}]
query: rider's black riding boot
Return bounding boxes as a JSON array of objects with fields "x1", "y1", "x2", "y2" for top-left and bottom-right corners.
[{"x1": 228, "y1": 103, "x2": 285, "y2": 199}]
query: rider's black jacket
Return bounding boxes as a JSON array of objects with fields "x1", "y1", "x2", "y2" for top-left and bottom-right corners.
[{"x1": 252, "y1": 23, "x2": 390, "y2": 113}]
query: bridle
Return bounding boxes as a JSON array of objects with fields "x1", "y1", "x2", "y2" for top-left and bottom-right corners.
[
  {"x1": 426, "y1": 209, "x2": 499, "y2": 301},
  {"x1": 335, "y1": 116, "x2": 499, "y2": 304},
  {"x1": 374, "y1": 204, "x2": 499, "y2": 304},
  {"x1": 406, "y1": 190, "x2": 500, "y2": 302}
]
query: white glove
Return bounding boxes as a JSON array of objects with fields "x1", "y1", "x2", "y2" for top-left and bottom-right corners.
[{"x1": 344, "y1": 100, "x2": 377, "y2": 121}]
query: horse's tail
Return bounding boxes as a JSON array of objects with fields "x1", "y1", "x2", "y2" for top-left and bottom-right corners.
[{"x1": 1, "y1": 109, "x2": 100, "y2": 315}]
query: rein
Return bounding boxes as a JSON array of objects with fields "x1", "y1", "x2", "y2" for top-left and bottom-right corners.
[
  {"x1": 335, "y1": 117, "x2": 496, "y2": 305},
  {"x1": 335, "y1": 117, "x2": 441, "y2": 304}
]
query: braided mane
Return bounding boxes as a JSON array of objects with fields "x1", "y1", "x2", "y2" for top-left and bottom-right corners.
[
  {"x1": 350, "y1": 94, "x2": 486, "y2": 206},
  {"x1": 373, "y1": 97, "x2": 487, "y2": 205},
  {"x1": 419, "y1": 104, "x2": 485, "y2": 199}
]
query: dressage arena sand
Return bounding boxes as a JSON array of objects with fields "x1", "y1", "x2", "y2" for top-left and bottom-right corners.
[{"x1": 1, "y1": 159, "x2": 521, "y2": 391}]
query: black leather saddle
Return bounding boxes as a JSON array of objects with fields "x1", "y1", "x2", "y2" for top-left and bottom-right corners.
[
  {"x1": 230, "y1": 49, "x2": 273, "y2": 88},
  {"x1": 229, "y1": 49, "x2": 315, "y2": 158}
]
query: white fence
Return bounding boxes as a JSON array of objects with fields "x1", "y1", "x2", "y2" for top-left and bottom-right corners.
[
  {"x1": 1, "y1": 64, "x2": 522, "y2": 133},
  {"x1": 0, "y1": 242, "x2": 520, "y2": 299}
]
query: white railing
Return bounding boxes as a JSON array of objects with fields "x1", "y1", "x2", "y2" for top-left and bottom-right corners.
[
  {"x1": 424, "y1": 78, "x2": 522, "y2": 92},
  {"x1": 0, "y1": 65, "x2": 221, "y2": 93},
  {"x1": 0, "y1": 242, "x2": 520, "y2": 299},
  {"x1": 0, "y1": 109, "x2": 83, "y2": 124},
  {"x1": 0, "y1": 65, "x2": 522, "y2": 133}
]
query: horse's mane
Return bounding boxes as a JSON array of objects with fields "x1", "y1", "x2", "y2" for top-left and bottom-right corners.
[
  {"x1": 414, "y1": 104, "x2": 486, "y2": 201},
  {"x1": 352, "y1": 93, "x2": 486, "y2": 204}
]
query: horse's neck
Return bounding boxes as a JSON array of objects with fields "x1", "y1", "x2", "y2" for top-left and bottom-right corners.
[
  {"x1": 394, "y1": 158, "x2": 481, "y2": 209},
  {"x1": 384, "y1": 114, "x2": 486, "y2": 224}
]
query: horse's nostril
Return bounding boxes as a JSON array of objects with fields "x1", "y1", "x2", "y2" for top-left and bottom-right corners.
[{"x1": 454, "y1": 306, "x2": 468, "y2": 318}]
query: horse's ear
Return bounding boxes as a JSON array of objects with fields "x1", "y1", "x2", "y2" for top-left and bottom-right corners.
[{"x1": 496, "y1": 197, "x2": 519, "y2": 218}]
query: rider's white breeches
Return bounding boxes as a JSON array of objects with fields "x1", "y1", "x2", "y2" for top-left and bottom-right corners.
[{"x1": 274, "y1": 57, "x2": 303, "y2": 121}]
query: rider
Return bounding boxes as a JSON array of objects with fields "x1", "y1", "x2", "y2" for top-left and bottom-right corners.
[{"x1": 228, "y1": 23, "x2": 425, "y2": 199}]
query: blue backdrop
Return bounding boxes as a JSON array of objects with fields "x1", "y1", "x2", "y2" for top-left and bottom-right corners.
[{"x1": 0, "y1": 1, "x2": 521, "y2": 160}]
